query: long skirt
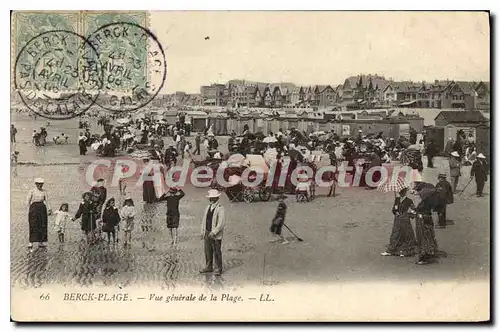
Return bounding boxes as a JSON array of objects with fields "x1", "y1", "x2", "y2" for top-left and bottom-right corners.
[
  {"x1": 143, "y1": 180, "x2": 157, "y2": 203},
  {"x1": 415, "y1": 215, "x2": 438, "y2": 260},
  {"x1": 81, "y1": 214, "x2": 97, "y2": 232},
  {"x1": 28, "y1": 202, "x2": 48, "y2": 243},
  {"x1": 166, "y1": 214, "x2": 180, "y2": 229},
  {"x1": 386, "y1": 214, "x2": 417, "y2": 256}
]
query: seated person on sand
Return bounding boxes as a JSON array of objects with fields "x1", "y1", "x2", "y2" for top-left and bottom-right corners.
[{"x1": 295, "y1": 178, "x2": 312, "y2": 201}]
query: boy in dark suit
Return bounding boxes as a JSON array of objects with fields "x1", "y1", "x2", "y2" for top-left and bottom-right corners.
[
  {"x1": 270, "y1": 195, "x2": 289, "y2": 244},
  {"x1": 471, "y1": 154, "x2": 489, "y2": 197},
  {"x1": 435, "y1": 173, "x2": 453, "y2": 228}
]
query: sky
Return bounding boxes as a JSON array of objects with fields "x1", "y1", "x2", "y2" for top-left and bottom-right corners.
[{"x1": 149, "y1": 11, "x2": 490, "y2": 94}]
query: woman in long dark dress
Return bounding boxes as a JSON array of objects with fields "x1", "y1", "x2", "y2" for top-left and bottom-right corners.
[
  {"x1": 414, "y1": 188, "x2": 439, "y2": 265},
  {"x1": 381, "y1": 187, "x2": 417, "y2": 257},
  {"x1": 73, "y1": 192, "x2": 99, "y2": 243},
  {"x1": 27, "y1": 178, "x2": 52, "y2": 250},
  {"x1": 102, "y1": 198, "x2": 121, "y2": 244},
  {"x1": 141, "y1": 158, "x2": 157, "y2": 203},
  {"x1": 78, "y1": 132, "x2": 87, "y2": 155}
]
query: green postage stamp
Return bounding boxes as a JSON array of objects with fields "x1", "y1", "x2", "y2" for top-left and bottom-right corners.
[{"x1": 12, "y1": 10, "x2": 166, "y2": 117}]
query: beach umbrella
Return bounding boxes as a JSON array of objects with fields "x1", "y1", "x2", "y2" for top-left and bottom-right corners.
[
  {"x1": 129, "y1": 150, "x2": 152, "y2": 159},
  {"x1": 117, "y1": 118, "x2": 131, "y2": 125},
  {"x1": 418, "y1": 187, "x2": 437, "y2": 201},
  {"x1": 377, "y1": 177, "x2": 409, "y2": 195},
  {"x1": 263, "y1": 136, "x2": 277, "y2": 143},
  {"x1": 407, "y1": 144, "x2": 421, "y2": 151},
  {"x1": 412, "y1": 181, "x2": 434, "y2": 192}
]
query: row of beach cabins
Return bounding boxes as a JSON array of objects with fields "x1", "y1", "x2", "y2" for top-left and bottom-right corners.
[
  {"x1": 142, "y1": 107, "x2": 489, "y2": 157},
  {"x1": 148, "y1": 108, "x2": 424, "y2": 140}
]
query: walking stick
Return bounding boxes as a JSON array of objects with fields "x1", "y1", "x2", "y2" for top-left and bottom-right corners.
[
  {"x1": 459, "y1": 177, "x2": 474, "y2": 196},
  {"x1": 333, "y1": 171, "x2": 338, "y2": 197},
  {"x1": 283, "y1": 224, "x2": 304, "y2": 242}
]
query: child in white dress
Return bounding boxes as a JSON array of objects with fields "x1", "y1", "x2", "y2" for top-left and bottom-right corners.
[
  {"x1": 54, "y1": 203, "x2": 71, "y2": 244},
  {"x1": 117, "y1": 163, "x2": 129, "y2": 195}
]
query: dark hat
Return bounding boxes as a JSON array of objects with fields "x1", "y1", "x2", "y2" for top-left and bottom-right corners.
[{"x1": 438, "y1": 173, "x2": 447, "y2": 178}]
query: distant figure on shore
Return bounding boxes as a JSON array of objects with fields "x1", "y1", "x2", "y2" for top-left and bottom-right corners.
[{"x1": 11, "y1": 124, "x2": 17, "y2": 143}]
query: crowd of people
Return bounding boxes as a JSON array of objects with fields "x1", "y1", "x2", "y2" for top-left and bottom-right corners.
[{"x1": 18, "y1": 109, "x2": 489, "y2": 272}]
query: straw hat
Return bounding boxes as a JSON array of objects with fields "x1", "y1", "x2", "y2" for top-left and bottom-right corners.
[
  {"x1": 34, "y1": 177, "x2": 44, "y2": 184},
  {"x1": 206, "y1": 189, "x2": 221, "y2": 198},
  {"x1": 477, "y1": 153, "x2": 486, "y2": 159},
  {"x1": 451, "y1": 151, "x2": 460, "y2": 157}
]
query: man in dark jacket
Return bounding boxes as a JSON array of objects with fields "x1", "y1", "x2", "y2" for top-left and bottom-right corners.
[
  {"x1": 193, "y1": 133, "x2": 201, "y2": 156},
  {"x1": 435, "y1": 173, "x2": 453, "y2": 228},
  {"x1": 409, "y1": 127, "x2": 417, "y2": 144},
  {"x1": 227, "y1": 132, "x2": 236, "y2": 151},
  {"x1": 365, "y1": 152, "x2": 382, "y2": 190},
  {"x1": 164, "y1": 145, "x2": 178, "y2": 168},
  {"x1": 452, "y1": 138, "x2": 463, "y2": 161},
  {"x1": 471, "y1": 153, "x2": 489, "y2": 197},
  {"x1": 90, "y1": 178, "x2": 107, "y2": 214},
  {"x1": 207, "y1": 135, "x2": 219, "y2": 150},
  {"x1": 425, "y1": 139, "x2": 438, "y2": 168}
]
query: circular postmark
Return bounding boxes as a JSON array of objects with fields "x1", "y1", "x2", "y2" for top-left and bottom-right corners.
[
  {"x1": 14, "y1": 30, "x2": 103, "y2": 120},
  {"x1": 86, "y1": 22, "x2": 167, "y2": 113}
]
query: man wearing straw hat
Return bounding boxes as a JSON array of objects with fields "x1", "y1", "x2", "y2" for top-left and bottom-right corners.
[
  {"x1": 200, "y1": 189, "x2": 226, "y2": 276},
  {"x1": 449, "y1": 151, "x2": 462, "y2": 193},
  {"x1": 471, "y1": 153, "x2": 489, "y2": 197}
]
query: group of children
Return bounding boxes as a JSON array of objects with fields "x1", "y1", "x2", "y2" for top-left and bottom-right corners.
[
  {"x1": 50, "y1": 184, "x2": 188, "y2": 248},
  {"x1": 52, "y1": 196, "x2": 137, "y2": 248}
]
